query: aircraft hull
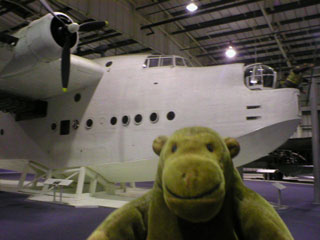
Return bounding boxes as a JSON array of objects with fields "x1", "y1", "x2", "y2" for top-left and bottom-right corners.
[
  {"x1": 88, "y1": 118, "x2": 300, "y2": 182},
  {"x1": 0, "y1": 58, "x2": 300, "y2": 183}
]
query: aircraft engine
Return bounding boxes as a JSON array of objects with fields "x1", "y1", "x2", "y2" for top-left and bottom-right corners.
[{"x1": 1, "y1": 13, "x2": 78, "y2": 77}]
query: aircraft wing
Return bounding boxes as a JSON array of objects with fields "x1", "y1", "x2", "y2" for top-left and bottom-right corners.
[{"x1": 0, "y1": 55, "x2": 104, "y2": 99}]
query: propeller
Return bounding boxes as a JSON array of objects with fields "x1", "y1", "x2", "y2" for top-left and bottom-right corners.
[{"x1": 40, "y1": 0, "x2": 108, "y2": 92}]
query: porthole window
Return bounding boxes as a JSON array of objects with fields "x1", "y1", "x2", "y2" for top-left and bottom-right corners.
[
  {"x1": 167, "y1": 111, "x2": 175, "y2": 121},
  {"x1": 74, "y1": 93, "x2": 81, "y2": 102},
  {"x1": 0, "y1": 129, "x2": 4, "y2": 135},
  {"x1": 72, "y1": 120, "x2": 80, "y2": 129},
  {"x1": 86, "y1": 119, "x2": 93, "y2": 129},
  {"x1": 150, "y1": 112, "x2": 159, "y2": 123},
  {"x1": 105, "y1": 61, "x2": 113, "y2": 67},
  {"x1": 110, "y1": 117, "x2": 117, "y2": 125},
  {"x1": 134, "y1": 114, "x2": 143, "y2": 125},
  {"x1": 51, "y1": 123, "x2": 57, "y2": 131},
  {"x1": 122, "y1": 115, "x2": 130, "y2": 126}
]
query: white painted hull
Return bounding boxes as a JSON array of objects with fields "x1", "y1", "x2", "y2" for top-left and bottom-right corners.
[
  {"x1": 0, "y1": 55, "x2": 300, "y2": 183},
  {"x1": 88, "y1": 118, "x2": 300, "y2": 182}
]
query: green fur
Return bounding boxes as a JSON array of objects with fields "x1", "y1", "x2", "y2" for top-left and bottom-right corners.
[{"x1": 88, "y1": 127, "x2": 293, "y2": 240}]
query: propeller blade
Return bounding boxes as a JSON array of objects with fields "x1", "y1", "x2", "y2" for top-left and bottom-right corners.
[
  {"x1": 79, "y1": 21, "x2": 108, "y2": 32},
  {"x1": 40, "y1": 0, "x2": 65, "y2": 26},
  {"x1": 61, "y1": 35, "x2": 71, "y2": 92}
]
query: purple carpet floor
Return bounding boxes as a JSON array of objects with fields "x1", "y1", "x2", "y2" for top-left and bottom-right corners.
[{"x1": 0, "y1": 180, "x2": 319, "y2": 240}]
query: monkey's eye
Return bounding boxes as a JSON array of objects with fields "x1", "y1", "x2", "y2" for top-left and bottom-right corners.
[
  {"x1": 206, "y1": 144, "x2": 214, "y2": 152},
  {"x1": 172, "y1": 144, "x2": 177, "y2": 153}
]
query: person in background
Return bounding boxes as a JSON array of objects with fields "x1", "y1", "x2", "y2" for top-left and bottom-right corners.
[{"x1": 278, "y1": 63, "x2": 314, "y2": 89}]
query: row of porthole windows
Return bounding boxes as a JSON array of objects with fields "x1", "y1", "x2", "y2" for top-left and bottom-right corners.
[
  {"x1": 110, "y1": 111, "x2": 175, "y2": 126},
  {"x1": 50, "y1": 111, "x2": 176, "y2": 133}
]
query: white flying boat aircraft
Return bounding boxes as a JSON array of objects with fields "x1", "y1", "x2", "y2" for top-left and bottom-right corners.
[{"x1": 0, "y1": 10, "x2": 300, "y2": 193}]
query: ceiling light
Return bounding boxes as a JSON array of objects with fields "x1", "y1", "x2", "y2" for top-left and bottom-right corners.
[
  {"x1": 186, "y1": 1, "x2": 198, "y2": 12},
  {"x1": 225, "y1": 46, "x2": 236, "y2": 58}
]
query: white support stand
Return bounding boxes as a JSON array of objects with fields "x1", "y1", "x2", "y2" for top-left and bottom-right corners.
[
  {"x1": 42, "y1": 169, "x2": 52, "y2": 192},
  {"x1": 85, "y1": 167, "x2": 116, "y2": 195},
  {"x1": 89, "y1": 178, "x2": 98, "y2": 196},
  {"x1": 44, "y1": 178, "x2": 73, "y2": 203},
  {"x1": 17, "y1": 163, "x2": 116, "y2": 201},
  {"x1": 18, "y1": 161, "x2": 49, "y2": 192},
  {"x1": 50, "y1": 166, "x2": 116, "y2": 197},
  {"x1": 18, "y1": 163, "x2": 29, "y2": 191},
  {"x1": 120, "y1": 183, "x2": 127, "y2": 193},
  {"x1": 272, "y1": 182, "x2": 288, "y2": 209},
  {"x1": 76, "y1": 167, "x2": 86, "y2": 196}
]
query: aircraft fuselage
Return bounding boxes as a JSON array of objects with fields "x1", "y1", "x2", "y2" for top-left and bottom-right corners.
[{"x1": 0, "y1": 54, "x2": 300, "y2": 182}]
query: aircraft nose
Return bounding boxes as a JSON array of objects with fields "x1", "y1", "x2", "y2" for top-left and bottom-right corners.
[
  {"x1": 251, "y1": 88, "x2": 300, "y2": 122},
  {"x1": 272, "y1": 88, "x2": 300, "y2": 120}
]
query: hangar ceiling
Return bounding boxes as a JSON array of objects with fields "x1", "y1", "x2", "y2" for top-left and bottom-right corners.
[{"x1": 0, "y1": 0, "x2": 319, "y2": 74}]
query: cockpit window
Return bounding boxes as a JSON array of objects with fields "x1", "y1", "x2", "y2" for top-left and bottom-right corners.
[
  {"x1": 143, "y1": 55, "x2": 191, "y2": 68},
  {"x1": 161, "y1": 57, "x2": 173, "y2": 66},
  {"x1": 244, "y1": 64, "x2": 277, "y2": 90},
  {"x1": 149, "y1": 58, "x2": 159, "y2": 67},
  {"x1": 175, "y1": 57, "x2": 185, "y2": 66}
]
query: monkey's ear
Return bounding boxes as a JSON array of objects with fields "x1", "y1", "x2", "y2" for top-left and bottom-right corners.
[
  {"x1": 152, "y1": 136, "x2": 168, "y2": 156},
  {"x1": 224, "y1": 137, "x2": 240, "y2": 158}
]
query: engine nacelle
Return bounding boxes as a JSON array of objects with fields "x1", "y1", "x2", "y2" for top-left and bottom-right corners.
[{"x1": 1, "y1": 13, "x2": 78, "y2": 77}]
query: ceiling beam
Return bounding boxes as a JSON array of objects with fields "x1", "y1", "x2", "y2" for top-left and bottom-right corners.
[
  {"x1": 195, "y1": 13, "x2": 320, "y2": 42},
  {"x1": 258, "y1": 2, "x2": 291, "y2": 67},
  {"x1": 79, "y1": 32, "x2": 122, "y2": 46},
  {"x1": 171, "y1": 0, "x2": 236, "y2": 17},
  {"x1": 135, "y1": 0, "x2": 169, "y2": 11},
  {"x1": 155, "y1": 2, "x2": 218, "y2": 64},
  {"x1": 208, "y1": 48, "x2": 320, "y2": 66},
  {"x1": 0, "y1": 0, "x2": 36, "y2": 17},
  {"x1": 200, "y1": 36, "x2": 318, "y2": 57},
  {"x1": 140, "y1": 0, "x2": 259, "y2": 30},
  {"x1": 171, "y1": 0, "x2": 319, "y2": 35},
  {"x1": 76, "y1": 39, "x2": 137, "y2": 56}
]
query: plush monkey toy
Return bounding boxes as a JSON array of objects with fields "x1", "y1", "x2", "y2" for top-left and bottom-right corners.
[{"x1": 88, "y1": 127, "x2": 293, "y2": 240}]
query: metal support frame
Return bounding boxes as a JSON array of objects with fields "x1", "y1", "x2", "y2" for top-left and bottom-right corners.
[
  {"x1": 120, "y1": 183, "x2": 127, "y2": 193},
  {"x1": 51, "y1": 166, "x2": 116, "y2": 196},
  {"x1": 42, "y1": 169, "x2": 52, "y2": 192},
  {"x1": 18, "y1": 163, "x2": 29, "y2": 191},
  {"x1": 277, "y1": 188, "x2": 282, "y2": 207},
  {"x1": 258, "y1": 2, "x2": 292, "y2": 68},
  {"x1": 89, "y1": 178, "x2": 98, "y2": 196},
  {"x1": 18, "y1": 161, "x2": 49, "y2": 192},
  {"x1": 271, "y1": 182, "x2": 287, "y2": 209},
  {"x1": 17, "y1": 162, "x2": 116, "y2": 197},
  {"x1": 76, "y1": 167, "x2": 86, "y2": 196},
  {"x1": 310, "y1": 69, "x2": 320, "y2": 204}
]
